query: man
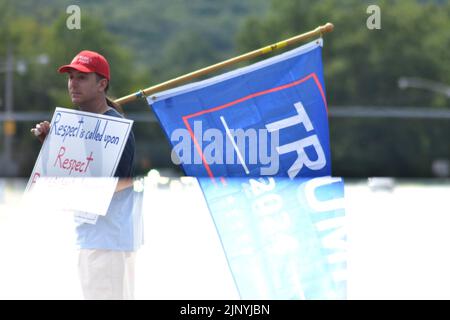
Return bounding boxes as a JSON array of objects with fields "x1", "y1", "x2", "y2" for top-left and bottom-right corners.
[{"x1": 31, "y1": 50, "x2": 142, "y2": 299}]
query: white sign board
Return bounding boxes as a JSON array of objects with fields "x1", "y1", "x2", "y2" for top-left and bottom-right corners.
[
  {"x1": 27, "y1": 176, "x2": 119, "y2": 217},
  {"x1": 25, "y1": 107, "x2": 134, "y2": 221}
]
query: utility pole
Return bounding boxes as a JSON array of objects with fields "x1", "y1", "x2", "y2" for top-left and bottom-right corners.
[{"x1": 1, "y1": 45, "x2": 18, "y2": 177}]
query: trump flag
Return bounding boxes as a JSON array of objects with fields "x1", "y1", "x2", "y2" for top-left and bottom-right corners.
[{"x1": 149, "y1": 39, "x2": 346, "y2": 299}]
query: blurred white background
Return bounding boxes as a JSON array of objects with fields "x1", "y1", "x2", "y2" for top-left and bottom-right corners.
[{"x1": 0, "y1": 176, "x2": 449, "y2": 300}]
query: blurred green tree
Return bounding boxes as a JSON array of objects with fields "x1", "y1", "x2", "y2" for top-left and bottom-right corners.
[
  {"x1": 0, "y1": 9, "x2": 144, "y2": 176},
  {"x1": 237, "y1": 0, "x2": 450, "y2": 177}
]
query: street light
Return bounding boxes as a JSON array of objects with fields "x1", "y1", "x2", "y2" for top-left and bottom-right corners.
[
  {"x1": 398, "y1": 76, "x2": 450, "y2": 178},
  {"x1": 398, "y1": 77, "x2": 450, "y2": 98}
]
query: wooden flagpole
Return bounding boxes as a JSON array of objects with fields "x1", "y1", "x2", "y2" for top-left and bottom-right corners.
[{"x1": 114, "y1": 22, "x2": 334, "y2": 106}]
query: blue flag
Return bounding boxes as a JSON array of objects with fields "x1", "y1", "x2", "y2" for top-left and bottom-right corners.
[
  {"x1": 198, "y1": 176, "x2": 346, "y2": 299},
  {"x1": 151, "y1": 39, "x2": 330, "y2": 181},
  {"x1": 149, "y1": 39, "x2": 346, "y2": 299}
]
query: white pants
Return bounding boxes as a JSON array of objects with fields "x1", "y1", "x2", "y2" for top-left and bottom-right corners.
[{"x1": 78, "y1": 249, "x2": 136, "y2": 300}]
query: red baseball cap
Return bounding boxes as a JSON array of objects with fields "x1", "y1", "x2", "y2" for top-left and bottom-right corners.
[{"x1": 58, "y1": 50, "x2": 110, "y2": 80}]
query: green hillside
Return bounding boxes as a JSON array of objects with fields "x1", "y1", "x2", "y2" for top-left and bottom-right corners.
[{"x1": 11, "y1": 0, "x2": 270, "y2": 81}]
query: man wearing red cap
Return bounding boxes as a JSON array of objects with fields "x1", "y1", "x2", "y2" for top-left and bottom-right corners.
[{"x1": 31, "y1": 50, "x2": 140, "y2": 300}]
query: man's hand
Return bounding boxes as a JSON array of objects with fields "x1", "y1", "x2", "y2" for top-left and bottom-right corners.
[{"x1": 30, "y1": 121, "x2": 50, "y2": 143}]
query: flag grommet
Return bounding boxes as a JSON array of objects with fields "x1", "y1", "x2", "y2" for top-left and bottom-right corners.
[{"x1": 135, "y1": 89, "x2": 147, "y2": 99}]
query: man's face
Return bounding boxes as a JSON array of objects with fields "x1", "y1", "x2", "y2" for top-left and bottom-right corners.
[{"x1": 67, "y1": 69, "x2": 104, "y2": 107}]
